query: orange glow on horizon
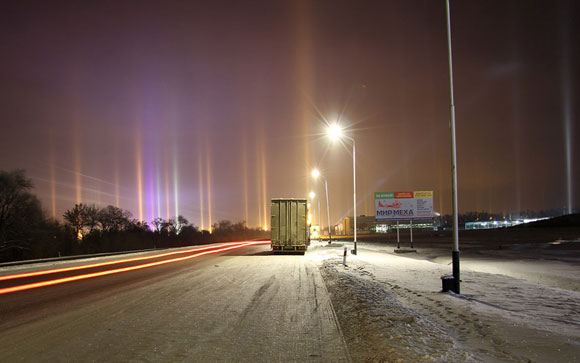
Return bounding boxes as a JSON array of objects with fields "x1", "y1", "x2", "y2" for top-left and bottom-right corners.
[{"x1": 0, "y1": 241, "x2": 270, "y2": 295}]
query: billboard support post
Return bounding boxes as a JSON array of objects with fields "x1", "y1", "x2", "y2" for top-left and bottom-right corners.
[
  {"x1": 396, "y1": 221, "x2": 400, "y2": 249},
  {"x1": 410, "y1": 220, "x2": 414, "y2": 249}
]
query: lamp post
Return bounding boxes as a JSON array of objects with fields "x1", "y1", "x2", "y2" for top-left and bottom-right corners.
[
  {"x1": 311, "y1": 168, "x2": 332, "y2": 244},
  {"x1": 445, "y1": 0, "x2": 460, "y2": 294},
  {"x1": 309, "y1": 190, "x2": 322, "y2": 240},
  {"x1": 326, "y1": 124, "x2": 357, "y2": 254}
]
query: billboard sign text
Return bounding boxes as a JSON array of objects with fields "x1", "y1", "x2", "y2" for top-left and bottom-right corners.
[{"x1": 375, "y1": 191, "x2": 433, "y2": 221}]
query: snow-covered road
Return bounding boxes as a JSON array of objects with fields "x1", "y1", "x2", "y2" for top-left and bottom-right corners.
[
  {"x1": 2, "y1": 239, "x2": 578, "y2": 362},
  {"x1": 0, "y1": 244, "x2": 349, "y2": 362}
]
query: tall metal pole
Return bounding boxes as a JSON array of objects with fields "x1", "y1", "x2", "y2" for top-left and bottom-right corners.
[
  {"x1": 446, "y1": 0, "x2": 460, "y2": 294},
  {"x1": 353, "y1": 139, "x2": 357, "y2": 254},
  {"x1": 324, "y1": 179, "x2": 332, "y2": 243},
  {"x1": 317, "y1": 197, "x2": 321, "y2": 233}
]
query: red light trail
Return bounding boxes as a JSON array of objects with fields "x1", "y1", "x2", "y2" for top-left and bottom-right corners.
[
  {"x1": 0, "y1": 241, "x2": 269, "y2": 295},
  {"x1": 0, "y1": 241, "x2": 266, "y2": 282}
]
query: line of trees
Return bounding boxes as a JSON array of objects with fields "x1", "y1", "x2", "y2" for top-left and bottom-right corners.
[{"x1": 0, "y1": 169, "x2": 268, "y2": 263}]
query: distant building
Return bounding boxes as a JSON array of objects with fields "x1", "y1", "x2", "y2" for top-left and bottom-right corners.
[
  {"x1": 465, "y1": 217, "x2": 548, "y2": 230},
  {"x1": 340, "y1": 215, "x2": 376, "y2": 235},
  {"x1": 338, "y1": 215, "x2": 434, "y2": 235}
]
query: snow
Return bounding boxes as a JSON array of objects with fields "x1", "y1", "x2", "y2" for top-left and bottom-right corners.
[{"x1": 307, "y1": 240, "x2": 580, "y2": 362}]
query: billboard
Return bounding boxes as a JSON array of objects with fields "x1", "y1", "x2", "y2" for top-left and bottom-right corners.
[{"x1": 375, "y1": 191, "x2": 433, "y2": 221}]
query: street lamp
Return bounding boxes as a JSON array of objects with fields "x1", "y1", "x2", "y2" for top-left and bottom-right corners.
[
  {"x1": 326, "y1": 123, "x2": 357, "y2": 254},
  {"x1": 445, "y1": 0, "x2": 460, "y2": 294},
  {"x1": 311, "y1": 168, "x2": 332, "y2": 244},
  {"x1": 327, "y1": 123, "x2": 344, "y2": 140}
]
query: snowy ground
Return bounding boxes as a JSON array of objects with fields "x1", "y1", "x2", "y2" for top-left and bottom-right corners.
[
  {"x1": 0, "y1": 244, "x2": 350, "y2": 362},
  {"x1": 307, "y1": 240, "x2": 580, "y2": 362}
]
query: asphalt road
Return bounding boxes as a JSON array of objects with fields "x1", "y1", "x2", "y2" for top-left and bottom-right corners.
[{"x1": 0, "y1": 242, "x2": 349, "y2": 362}]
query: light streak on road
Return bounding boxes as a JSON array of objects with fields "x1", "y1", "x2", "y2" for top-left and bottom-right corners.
[
  {"x1": 0, "y1": 242, "x2": 265, "y2": 282},
  {"x1": 0, "y1": 241, "x2": 269, "y2": 295}
]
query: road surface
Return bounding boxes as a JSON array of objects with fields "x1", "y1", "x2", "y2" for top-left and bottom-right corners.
[{"x1": 0, "y1": 242, "x2": 349, "y2": 362}]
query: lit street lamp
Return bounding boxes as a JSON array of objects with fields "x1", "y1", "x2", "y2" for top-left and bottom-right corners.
[
  {"x1": 311, "y1": 168, "x2": 332, "y2": 244},
  {"x1": 326, "y1": 123, "x2": 357, "y2": 254}
]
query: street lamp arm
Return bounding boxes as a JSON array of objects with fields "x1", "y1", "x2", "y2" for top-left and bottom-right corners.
[{"x1": 341, "y1": 134, "x2": 355, "y2": 143}]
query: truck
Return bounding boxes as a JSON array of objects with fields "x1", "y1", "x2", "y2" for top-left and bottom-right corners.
[{"x1": 270, "y1": 198, "x2": 310, "y2": 253}]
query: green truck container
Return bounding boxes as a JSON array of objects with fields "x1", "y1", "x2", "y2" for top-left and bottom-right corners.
[{"x1": 271, "y1": 198, "x2": 310, "y2": 252}]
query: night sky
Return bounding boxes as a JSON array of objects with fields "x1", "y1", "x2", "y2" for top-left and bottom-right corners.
[{"x1": 0, "y1": 0, "x2": 578, "y2": 229}]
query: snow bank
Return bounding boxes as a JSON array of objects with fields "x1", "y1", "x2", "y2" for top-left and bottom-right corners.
[{"x1": 308, "y1": 241, "x2": 580, "y2": 362}]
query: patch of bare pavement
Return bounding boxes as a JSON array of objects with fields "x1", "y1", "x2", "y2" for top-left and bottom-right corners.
[
  {"x1": 0, "y1": 244, "x2": 349, "y2": 362},
  {"x1": 309, "y1": 240, "x2": 580, "y2": 362}
]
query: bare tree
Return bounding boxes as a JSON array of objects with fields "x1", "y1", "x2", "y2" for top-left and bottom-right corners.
[
  {"x1": 175, "y1": 215, "x2": 190, "y2": 235},
  {"x1": 63, "y1": 204, "x2": 86, "y2": 240},
  {"x1": 63, "y1": 203, "x2": 99, "y2": 239},
  {"x1": 84, "y1": 205, "x2": 99, "y2": 233},
  {"x1": 0, "y1": 170, "x2": 43, "y2": 249},
  {"x1": 152, "y1": 217, "x2": 165, "y2": 233},
  {"x1": 98, "y1": 205, "x2": 132, "y2": 232}
]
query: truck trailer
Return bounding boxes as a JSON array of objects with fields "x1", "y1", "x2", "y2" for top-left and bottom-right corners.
[{"x1": 270, "y1": 198, "x2": 309, "y2": 252}]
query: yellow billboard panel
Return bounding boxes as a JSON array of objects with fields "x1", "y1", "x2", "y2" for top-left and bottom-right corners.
[{"x1": 414, "y1": 191, "x2": 433, "y2": 198}]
